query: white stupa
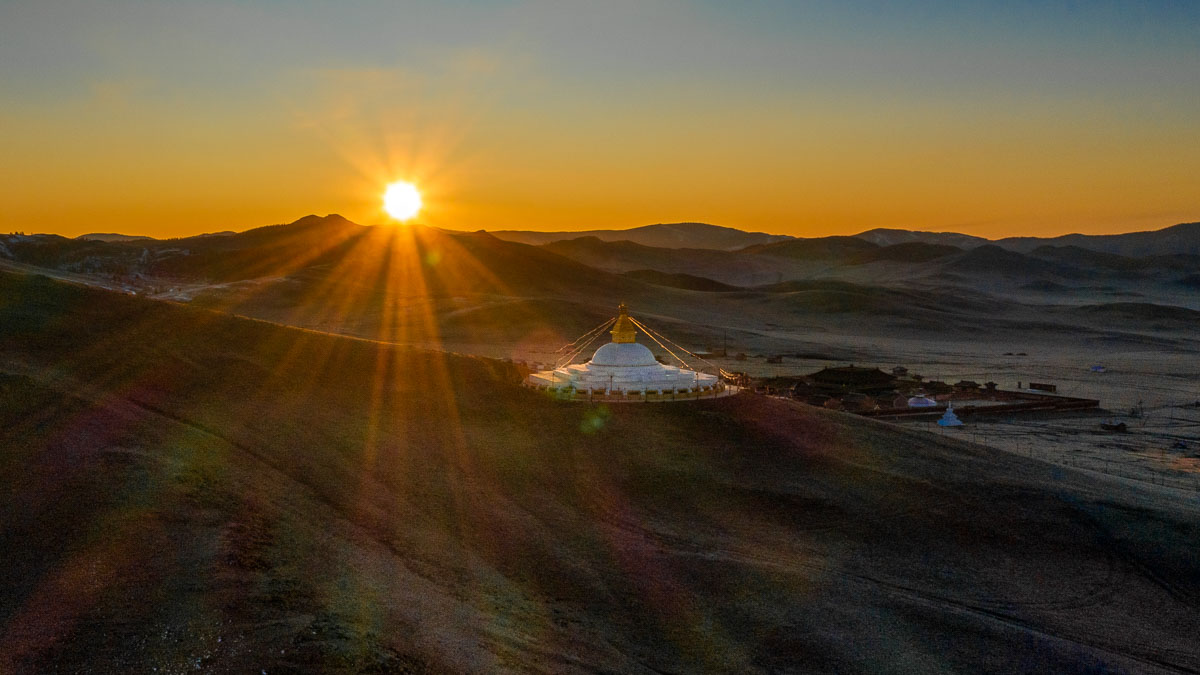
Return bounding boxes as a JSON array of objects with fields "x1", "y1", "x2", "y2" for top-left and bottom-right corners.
[
  {"x1": 523, "y1": 304, "x2": 729, "y2": 401},
  {"x1": 937, "y1": 402, "x2": 964, "y2": 427}
]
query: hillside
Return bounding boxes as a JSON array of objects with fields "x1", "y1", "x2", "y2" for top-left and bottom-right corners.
[
  {"x1": 854, "y1": 227, "x2": 989, "y2": 249},
  {"x1": 8, "y1": 218, "x2": 1199, "y2": 306},
  {"x1": 540, "y1": 236, "x2": 802, "y2": 287},
  {"x1": 853, "y1": 222, "x2": 1200, "y2": 258},
  {"x1": 490, "y1": 222, "x2": 792, "y2": 250},
  {"x1": 76, "y1": 233, "x2": 154, "y2": 242},
  {"x1": 1026, "y1": 245, "x2": 1144, "y2": 271},
  {"x1": 6, "y1": 214, "x2": 1200, "y2": 356},
  {"x1": 174, "y1": 225, "x2": 659, "y2": 347},
  {"x1": 934, "y1": 244, "x2": 1084, "y2": 279},
  {"x1": 847, "y1": 241, "x2": 962, "y2": 264},
  {"x1": 2, "y1": 271, "x2": 1199, "y2": 672},
  {"x1": 620, "y1": 269, "x2": 739, "y2": 292},
  {"x1": 996, "y1": 221, "x2": 1200, "y2": 257},
  {"x1": 542, "y1": 236, "x2": 711, "y2": 270},
  {"x1": 19, "y1": 219, "x2": 1200, "y2": 262},
  {"x1": 740, "y1": 236, "x2": 879, "y2": 260}
]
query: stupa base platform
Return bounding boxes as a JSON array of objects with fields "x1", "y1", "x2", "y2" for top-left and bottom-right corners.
[
  {"x1": 525, "y1": 304, "x2": 732, "y2": 403},
  {"x1": 522, "y1": 381, "x2": 738, "y2": 403}
]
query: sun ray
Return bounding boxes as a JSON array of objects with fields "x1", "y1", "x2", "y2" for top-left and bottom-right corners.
[{"x1": 383, "y1": 181, "x2": 422, "y2": 221}]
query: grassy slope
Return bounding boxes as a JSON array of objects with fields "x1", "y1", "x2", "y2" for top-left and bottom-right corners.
[
  {"x1": 8, "y1": 218, "x2": 1197, "y2": 352},
  {"x1": 1, "y1": 272, "x2": 1198, "y2": 673},
  {"x1": 621, "y1": 269, "x2": 740, "y2": 292}
]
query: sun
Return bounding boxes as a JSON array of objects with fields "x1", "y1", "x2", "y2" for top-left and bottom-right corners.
[{"x1": 383, "y1": 181, "x2": 422, "y2": 221}]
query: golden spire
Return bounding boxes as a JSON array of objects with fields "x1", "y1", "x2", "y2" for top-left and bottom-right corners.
[{"x1": 610, "y1": 303, "x2": 637, "y2": 343}]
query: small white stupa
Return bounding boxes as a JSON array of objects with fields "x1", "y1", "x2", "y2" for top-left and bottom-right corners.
[
  {"x1": 937, "y1": 402, "x2": 964, "y2": 427},
  {"x1": 524, "y1": 304, "x2": 729, "y2": 401}
]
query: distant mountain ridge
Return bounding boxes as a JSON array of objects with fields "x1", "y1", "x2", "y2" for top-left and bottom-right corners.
[
  {"x1": 8, "y1": 216, "x2": 1197, "y2": 308},
  {"x1": 741, "y1": 236, "x2": 880, "y2": 260},
  {"x1": 489, "y1": 220, "x2": 1200, "y2": 257},
  {"x1": 76, "y1": 232, "x2": 154, "y2": 242},
  {"x1": 489, "y1": 222, "x2": 793, "y2": 251},
  {"x1": 991, "y1": 222, "x2": 1200, "y2": 257},
  {"x1": 4, "y1": 214, "x2": 1199, "y2": 343},
  {"x1": 34, "y1": 217, "x2": 1200, "y2": 258},
  {"x1": 853, "y1": 228, "x2": 989, "y2": 249},
  {"x1": 620, "y1": 269, "x2": 740, "y2": 292}
]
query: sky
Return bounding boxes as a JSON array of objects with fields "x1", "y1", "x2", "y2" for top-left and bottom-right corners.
[{"x1": 1, "y1": 0, "x2": 1198, "y2": 239}]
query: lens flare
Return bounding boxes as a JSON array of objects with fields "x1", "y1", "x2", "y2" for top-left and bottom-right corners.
[{"x1": 383, "y1": 181, "x2": 422, "y2": 221}]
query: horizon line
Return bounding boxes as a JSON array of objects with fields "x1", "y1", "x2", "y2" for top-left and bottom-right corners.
[{"x1": 13, "y1": 214, "x2": 1198, "y2": 243}]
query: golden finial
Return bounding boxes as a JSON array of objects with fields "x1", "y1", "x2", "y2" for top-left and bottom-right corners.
[{"x1": 610, "y1": 303, "x2": 637, "y2": 343}]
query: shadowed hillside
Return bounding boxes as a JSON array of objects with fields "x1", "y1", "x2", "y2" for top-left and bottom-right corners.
[
  {"x1": 853, "y1": 228, "x2": 989, "y2": 249},
  {"x1": 621, "y1": 269, "x2": 740, "y2": 292},
  {"x1": 847, "y1": 242, "x2": 961, "y2": 264},
  {"x1": 741, "y1": 236, "x2": 879, "y2": 260},
  {"x1": 1069, "y1": 302, "x2": 1200, "y2": 326},
  {"x1": 7, "y1": 218, "x2": 1200, "y2": 320},
  {"x1": 2, "y1": 271, "x2": 1199, "y2": 673},
  {"x1": 853, "y1": 222, "x2": 1200, "y2": 257},
  {"x1": 540, "y1": 237, "x2": 799, "y2": 287},
  {"x1": 996, "y1": 221, "x2": 1200, "y2": 257},
  {"x1": 937, "y1": 245, "x2": 1066, "y2": 276},
  {"x1": 5, "y1": 216, "x2": 1200, "y2": 357},
  {"x1": 76, "y1": 233, "x2": 154, "y2": 243},
  {"x1": 1027, "y1": 245, "x2": 1144, "y2": 271},
  {"x1": 6, "y1": 216, "x2": 633, "y2": 288},
  {"x1": 173, "y1": 225, "x2": 653, "y2": 348},
  {"x1": 542, "y1": 236, "x2": 731, "y2": 270},
  {"x1": 491, "y1": 222, "x2": 792, "y2": 250}
]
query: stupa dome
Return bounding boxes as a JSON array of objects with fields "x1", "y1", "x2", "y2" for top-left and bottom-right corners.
[
  {"x1": 590, "y1": 342, "x2": 658, "y2": 367},
  {"x1": 522, "y1": 303, "x2": 731, "y2": 401}
]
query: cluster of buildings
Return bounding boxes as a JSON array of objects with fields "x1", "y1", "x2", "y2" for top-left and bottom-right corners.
[
  {"x1": 757, "y1": 364, "x2": 1097, "y2": 419},
  {"x1": 761, "y1": 365, "x2": 998, "y2": 412}
]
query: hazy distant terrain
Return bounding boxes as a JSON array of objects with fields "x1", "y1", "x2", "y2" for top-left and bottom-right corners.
[
  {"x1": 2, "y1": 271, "x2": 1198, "y2": 673},
  {"x1": 3, "y1": 216, "x2": 1199, "y2": 353},
  {"x1": 993, "y1": 222, "x2": 1200, "y2": 256},
  {"x1": 489, "y1": 220, "x2": 1200, "y2": 257},
  {"x1": 489, "y1": 221, "x2": 794, "y2": 250},
  {"x1": 75, "y1": 232, "x2": 154, "y2": 243}
]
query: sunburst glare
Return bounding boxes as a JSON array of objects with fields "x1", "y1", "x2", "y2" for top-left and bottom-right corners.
[{"x1": 383, "y1": 181, "x2": 422, "y2": 221}]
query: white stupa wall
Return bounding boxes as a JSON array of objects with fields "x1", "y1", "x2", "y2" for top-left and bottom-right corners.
[{"x1": 523, "y1": 305, "x2": 732, "y2": 401}]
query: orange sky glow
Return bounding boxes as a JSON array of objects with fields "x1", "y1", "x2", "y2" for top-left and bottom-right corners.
[{"x1": 1, "y1": 2, "x2": 1198, "y2": 240}]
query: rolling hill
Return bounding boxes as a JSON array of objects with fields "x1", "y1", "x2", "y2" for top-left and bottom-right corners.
[
  {"x1": 15, "y1": 218, "x2": 1200, "y2": 264},
  {"x1": 740, "y1": 236, "x2": 879, "y2": 261},
  {"x1": 2, "y1": 271, "x2": 1198, "y2": 673},
  {"x1": 853, "y1": 222, "x2": 1200, "y2": 258},
  {"x1": 9, "y1": 218, "x2": 1198, "y2": 302},
  {"x1": 853, "y1": 227, "x2": 989, "y2": 249},
  {"x1": 5, "y1": 213, "x2": 1199, "y2": 355},
  {"x1": 76, "y1": 233, "x2": 154, "y2": 242},
  {"x1": 539, "y1": 236, "x2": 793, "y2": 287},
  {"x1": 620, "y1": 269, "x2": 740, "y2": 292},
  {"x1": 490, "y1": 222, "x2": 793, "y2": 250},
  {"x1": 995, "y1": 221, "x2": 1200, "y2": 257},
  {"x1": 846, "y1": 242, "x2": 962, "y2": 264}
]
